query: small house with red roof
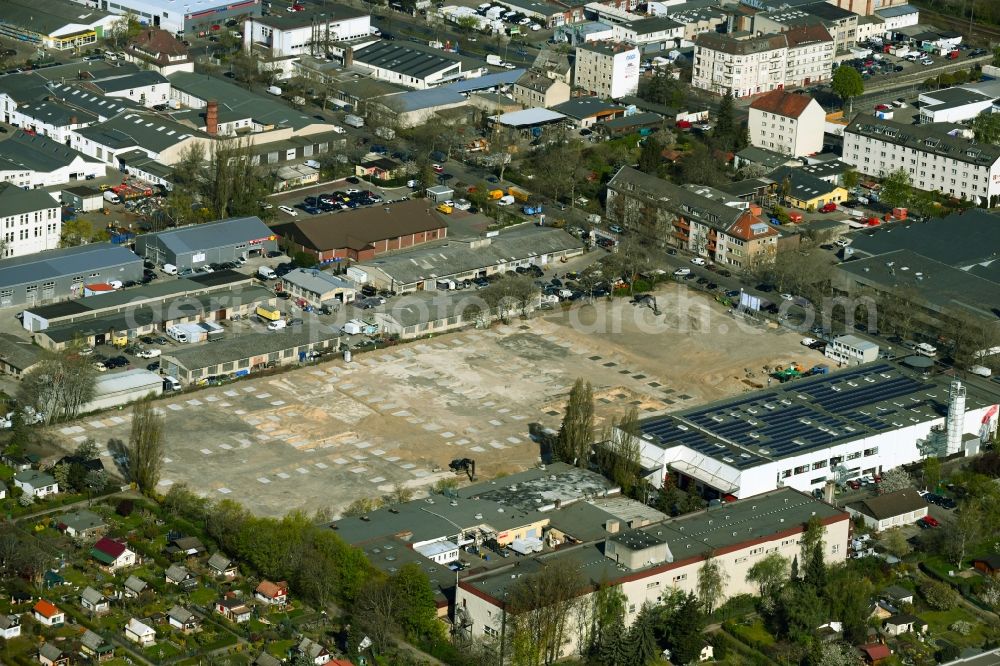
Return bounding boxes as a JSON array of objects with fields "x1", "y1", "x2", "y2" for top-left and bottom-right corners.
[
  {"x1": 216, "y1": 593, "x2": 252, "y2": 623},
  {"x1": 33, "y1": 600, "x2": 64, "y2": 627},
  {"x1": 90, "y1": 537, "x2": 137, "y2": 572},
  {"x1": 255, "y1": 580, "x2": 289, "y2": 606},
  {"x1": 860, "y1": 643, "x2": 891, "y2": 665},
  {"x1": 749, "y1": 89, "x2": 826, "y2": 158}
]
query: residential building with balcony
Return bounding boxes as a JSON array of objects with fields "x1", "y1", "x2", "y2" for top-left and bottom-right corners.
[
  {"x1": 606, "y1": 166, "x2": 778, "y2": 269},
  {"x1": 692, "y1": 26, "x2": 833, "y2": 98},
  {"x1": 692, "y1": 33, "x2": 789, "y2": 98}
]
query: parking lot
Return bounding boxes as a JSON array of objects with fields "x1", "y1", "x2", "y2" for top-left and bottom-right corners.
[{"x1": 43, "y1": 283, "x2": 822, "y2": 517}]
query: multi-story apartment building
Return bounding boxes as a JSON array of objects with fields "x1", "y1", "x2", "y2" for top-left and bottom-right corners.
[
  {"x1": 606, "y1": 166, "x2": 778, "y2": 270},
  {"x1": 511, "y1": 71, "x2": 571, "y2": 108},
  {"x1": 573, "y1": 43, "x2": 640, "y2": 99},
  {"x1": 456, "y1": 488, "x2": 850, "y2": 660},
  {"x1": 0, "y1": 183, "x2": 61, "y2": 259},
  {"x1": 754, "y1": 3, "x2": 857, "y2": 52},
  {"x1": 749, "y1": 89, "x2": 826, "y2": 157},
  {"x1": 830, "y1": 0, "x2": 908, "y2": 17},
  {"x1": 842, "y1": 117, "x2": 1000, "y2": 207},
  {"x1": 693, "y1": 27, "x2": 833, "y2": 97},
  {"x1": 784, "y1": 25, "x2": 836, "y2": 88},
  {"x1": 692, "y1": 32, "x2": 788, "y2": 98}
]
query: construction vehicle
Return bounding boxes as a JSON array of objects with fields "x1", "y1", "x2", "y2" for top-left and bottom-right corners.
[
  {"x1": 436, "y1": 202, "x2": 454, "y2": 214},
  {"x1": 805, "y1": 364, "x2": 829, "y2": 376},
  {"x1": 508, "y1": 186, "x2": 530, "y2": 203},
  {"x1": 487, "y1": 189, "x2": 504, "y2": 200},
  {"x1": 771, "y1": 362, "x2": 804, "y2": 382},
  {"x1": 449, "y1": 457, "x2": 476, "y2": 481}
]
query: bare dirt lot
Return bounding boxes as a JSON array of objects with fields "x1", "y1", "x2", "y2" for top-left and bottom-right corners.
[{"x1": 48, "y1": 285, "x2": 824, "y2": 517}]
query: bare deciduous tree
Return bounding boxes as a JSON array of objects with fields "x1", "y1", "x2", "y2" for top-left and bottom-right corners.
[
  {"x1": 18, "y1": 352, "x2": 97, "y2": 424},
  {"x1": 506, "y1": 558, "x2": 585, "y2": 665}
]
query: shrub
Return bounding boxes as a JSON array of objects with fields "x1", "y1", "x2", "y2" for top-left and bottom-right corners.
[
  {"x1": 921, "y1": 579, "x2": 959, "y2": 610},
  {"x1": 950, "y1": 620, "x2": 973, "y2": 636}
]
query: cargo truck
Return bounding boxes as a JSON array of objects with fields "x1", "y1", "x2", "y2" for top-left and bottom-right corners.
[
  {"x1": 486, "y1": 54, "x2": 504, "y2": 66},
  {"x1": 344, "y1": 114, "x2": 365, "y2": 128},
  {"x1": 508, "y1": 186, "x2": 530, "y2": 202},
  {"x1": 255, "y1": 305, "x2": 282, "y2": 322}
]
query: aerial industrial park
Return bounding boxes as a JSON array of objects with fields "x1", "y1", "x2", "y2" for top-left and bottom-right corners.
[{"x1": 0, "y1": 0, "x2": 998, "y2": 663}]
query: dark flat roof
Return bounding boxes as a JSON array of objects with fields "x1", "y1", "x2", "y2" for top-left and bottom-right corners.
[{"x1": 271, "y1": 199, "x2": 447, "y2": 252}]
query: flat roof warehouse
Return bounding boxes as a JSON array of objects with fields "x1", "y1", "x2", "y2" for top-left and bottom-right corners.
[{"x1": 638, "y1": 362, "x2": 999, "y2": 469}]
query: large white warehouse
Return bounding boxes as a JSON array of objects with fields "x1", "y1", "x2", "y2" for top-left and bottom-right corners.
[{"x1": 631, "y1": 361, "x2": 1000, "y2": 500}]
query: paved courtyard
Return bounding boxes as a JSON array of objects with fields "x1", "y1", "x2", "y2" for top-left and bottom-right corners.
[{"x1": 49, "y1": 287, "x2": 825, "y2": 517}]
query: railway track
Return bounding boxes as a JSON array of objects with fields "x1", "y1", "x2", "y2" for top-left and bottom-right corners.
[{"x1": 914, "y1": 4, "x2": 1000, "y2": 45}]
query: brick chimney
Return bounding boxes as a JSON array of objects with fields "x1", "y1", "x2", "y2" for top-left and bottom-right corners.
[{"x1": 206, "y1": 100, "x2": 218, "y2": 136}]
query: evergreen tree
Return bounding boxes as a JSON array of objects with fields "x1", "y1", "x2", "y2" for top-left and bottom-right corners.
[
  {"x1": 714, "y1": 91, "x2": 736, "y2": 147},
  {"x1": 637, "y1": 135, "x2": 664, "y2": 175},
  {"x1": 802, "y1": 516, "x2": 827, "y2": 590},
  {"x1": 556, "y1": 378, "x2": 594, "y2": 467},
  {"x1": 628, "y1": 604, "x2": 659, "y2": 665},
  {"x1": 597, "y1": 614, "x2": 627, "y2": 665},
  {"x1": 667, "y1": 593, "x2": 705, "y2": 664}
]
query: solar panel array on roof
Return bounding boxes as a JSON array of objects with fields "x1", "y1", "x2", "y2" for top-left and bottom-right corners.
[{"x1": 640, "y1": 362, "x2": 954, "y2": 467}]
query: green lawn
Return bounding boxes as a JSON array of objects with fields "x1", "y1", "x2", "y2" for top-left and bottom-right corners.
[
  {"x1": 921, "y1": 607, "x2": 991, "y2": 648},
  {"x1": 727, "y1": 617, "x2": 776, "y2": 648},
  {"x1": 0, "y1": 465, "x2": 14, "y2": 482},
  {"x1": 144, "y1": 641, "x2": 182, "y2": 661},
  {"x1": 266, "y1": 639, "x2": 297, "y2": 658},
  {"x1": 188, "y1": 585, "x2": 217, "y2": 605}
]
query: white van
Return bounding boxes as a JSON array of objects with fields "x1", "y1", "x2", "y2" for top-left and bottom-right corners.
[
  {"x1": 916, "y1": 342, "x2": 938, "y2": 357},
  {"x1": 304, "y1": 159, "x2": 321, "y2": 169},
  {"x1": 257, "y1": 266, "x2": 276, "y2": 280},
  {"x1": 267, "y1": 319, "x2": 287, "y2": 331},
  {"x1": 497, "y1": 195, "x2": 515, "y2": 206},
  {"x1": 162, "y1": 376, "x2": 181, "y2": 391},
  {"x1": 163, "y1": 263, "x2": 178, "y2": 275}
]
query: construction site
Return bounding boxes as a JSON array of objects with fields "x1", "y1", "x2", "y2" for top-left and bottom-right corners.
[{"x1": 48, "y1": 286, "x2": 825, "y2": 517}]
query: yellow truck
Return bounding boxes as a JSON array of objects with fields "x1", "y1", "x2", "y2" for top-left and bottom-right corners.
[
  {"x1": 255, "y1": 305, "x2": 281, "y2": 322},
  {"x1": 508, "y1": 186, "x2": 530, "y2": 202},
  {"x1": 436, "y1": 202, "x2": 454, "y2": 214},
  {"x1": 487, "y1": 189, "x2": 504, "y2": 200}
]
